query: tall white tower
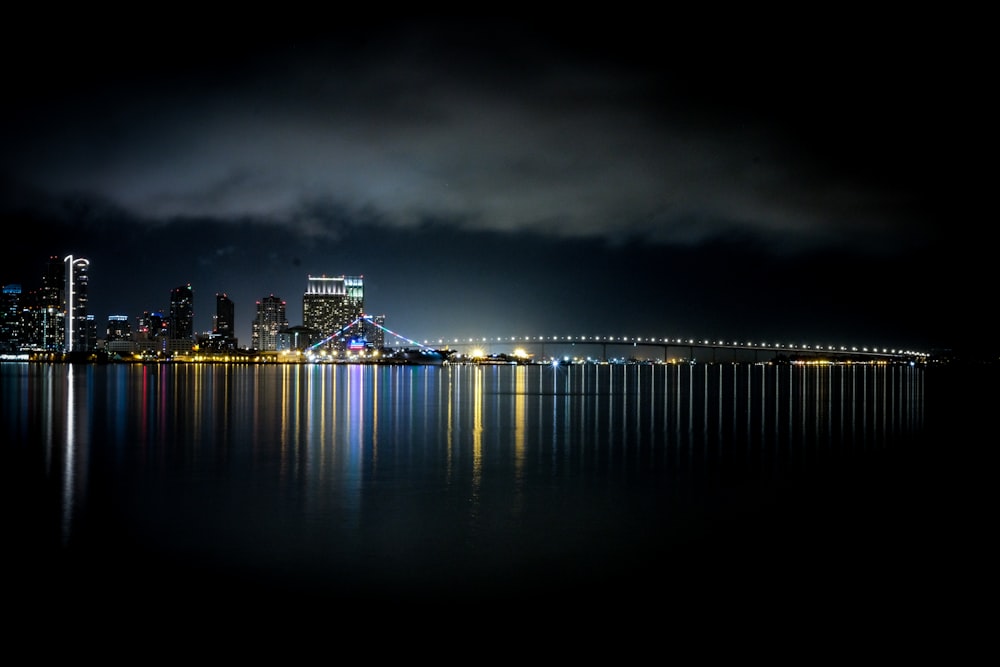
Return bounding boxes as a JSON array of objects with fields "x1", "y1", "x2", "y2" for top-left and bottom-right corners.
[{"x1": 64, "y1": 255, "x2": 89, "y2": 353}]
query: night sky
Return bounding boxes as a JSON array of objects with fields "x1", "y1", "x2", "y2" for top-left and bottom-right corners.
[{"x1": 1, "y1": 15, "x2": 990, "y2": 354}]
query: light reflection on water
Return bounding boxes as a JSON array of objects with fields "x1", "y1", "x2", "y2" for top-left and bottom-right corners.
[{"x1": 2, "y1": 360, "x2": 929, "y2": 604}]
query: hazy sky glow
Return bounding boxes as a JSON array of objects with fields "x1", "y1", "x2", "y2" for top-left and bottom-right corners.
[{"x1": 2, "y1": 16, "x2": 989, "y2": 352}]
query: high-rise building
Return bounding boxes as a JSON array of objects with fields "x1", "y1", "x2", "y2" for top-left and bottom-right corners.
[
  {"x1": 0, "y1": 284, "x2": 22, "y2": 352},
  {"x1": 169, "y1": 284, "x2": 194, "y2": 341},
  {"x1": 363, "y1": 314, "x2": 386, "y2": 349},
  {"x1": 64, "y1": 255, "x2": 90, "y2": 353},
  {"x1": 106, "y1": 315, "x2": 132, "y2": 342},
  {"x1": 83, "y1": 314, "x2": 97, "y2": 351},
  {"x1": 20, "y1": 256, "x2": 67, "y2": 351},
  {"x1": 137, "y1": 311, "x2": 167, "y2": 340},
  {"x1": 252, "y1": 294, "x2": 288, "y2": 351},
  {"x1": 302, "y1": 275, "x2": 364, "y2": 351},
  {"x1": 214, "y1": 293, "x2": 235, "y2": 338},
  {"x1": 204, "y1": 292, "x2": 238, "y2": 350}
]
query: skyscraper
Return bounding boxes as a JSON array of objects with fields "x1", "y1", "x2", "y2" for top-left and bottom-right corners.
[
  {"x1": 106, "y1": 315, "x2": 132, "y2": 342},
  {"x1": 28, "y1": 256, "x2": 66, "y2": 351},
  {"x1": 169, "y1": 284, "x2": 194, "y2": 341},
  {"x1": 0, "y1": 284, "x2": 22, "y2": 352},
  {"x1": 214, "y1": 293, "x2": 235, "y2": 339},
  {"x1": 302, "y1": 275, "x2": 364, "y2": 352},
  {"x1": 64, "y1": 255, "x2": 90, "y2": 353},
  {"x1": 137, "y1": 311, "x2": 167, "y2": 340},
  {"x1": 252, "y1": 294, "x2": 287, "y2": 351}
]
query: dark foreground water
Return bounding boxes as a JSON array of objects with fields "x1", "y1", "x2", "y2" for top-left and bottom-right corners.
[{"x1": 1, "y1": 360, "x2": 991, "y2": 636}]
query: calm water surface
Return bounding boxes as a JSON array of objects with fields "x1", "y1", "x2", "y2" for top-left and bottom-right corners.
[{"x1": 1, "y1": 360, "x2": 981, "y2": 617}]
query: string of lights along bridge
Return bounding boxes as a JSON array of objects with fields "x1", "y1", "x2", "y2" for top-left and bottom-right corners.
[{"x1": 333, "y1": 316, "x2": 928, "y2": 362}]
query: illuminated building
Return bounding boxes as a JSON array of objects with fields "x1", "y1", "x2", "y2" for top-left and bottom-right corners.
[
  {"x1": 252, "y1": 294, "x2": 288, "y2": 351},
  {"x1": 207, "y1": 293, "x2": 238, "y2": 350},
  {"x1": 214, "y1": 293, "x2": 235, "y2": 338},
  {"x1": 106, "y1": 315, "x2": 131, "y2": 341},
  {"x1": 302, "y1": 275, "x2": 364, "y2": 352},
  {"x1": 169, "y1": 284, "x2": 194, "y2": 342},
  {"x1": 64, "y1": 255, "x2": 90, "y2": 353},
  {"x1": 0, "y1": 284, "x2": 22, "y2": 352}
]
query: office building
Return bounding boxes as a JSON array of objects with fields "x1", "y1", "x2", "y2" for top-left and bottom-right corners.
[
  {"x1": 106, "y1": 315, "x2": 132, "y2": 342},
  {"x1": 64, "y1": 255, "x2": 90, "y2": 353},
  {"x1": 19, "y1": 256, "x2": 67, "y2": 351},
  {"x1": 252, "y1": 294, "x2": 288, "y2": 351},
  {"x1": 0, "y1": 284, "x2": 22, "y2": 352},
  {"x1": 169, "y1": 284, "x2": 194, "y2": 341},
  {"x1": 214, "y1": 293, "x2": 235, "y2": 338},
  {"x1": 302, "y1": 275, "x2": 364, "y2": 352},
  {"x1": 137, "y1": 311, "x2": 167, "y2": 340}
]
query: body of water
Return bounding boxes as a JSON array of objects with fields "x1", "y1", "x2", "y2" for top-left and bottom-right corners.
[{"x1": 1, "y1": 359, "x2": 987, "y2": 628}]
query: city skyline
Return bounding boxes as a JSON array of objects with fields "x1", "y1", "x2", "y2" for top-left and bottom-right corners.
[{"x1": 1, "y1": 16, "x2": 991, "y2": 357}]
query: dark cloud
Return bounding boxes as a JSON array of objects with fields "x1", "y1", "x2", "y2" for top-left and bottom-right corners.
[{"x1": 2, "y1": 15, "x2": 990, "y2": 352}]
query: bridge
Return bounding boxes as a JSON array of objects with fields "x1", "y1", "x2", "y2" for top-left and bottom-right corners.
[
  {"x1": 420, "y1": 335, "x2": 926, "y2": 363},
  {"x1": 315, "y1": 316, "x2": 927, "y2": 363}
]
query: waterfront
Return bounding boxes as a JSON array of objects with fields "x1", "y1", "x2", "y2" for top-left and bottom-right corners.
[{"x1": 1, "y1": 359, "x2": 989, "y2": 625}]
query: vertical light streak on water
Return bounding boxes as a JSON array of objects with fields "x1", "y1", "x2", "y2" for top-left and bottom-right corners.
[
  {"x1": 902, "y1": 366, "x2": 911, "y2": 433},
  {"x1": 325, "y1": 365, "x2": 337, "y2": 474},
  {"x1": 595, "y1": 364, "x2": 616, "y2": 459},
  {"x1": 787, "y1": 364, "x2": 793, "y2": 446},
  {"x1": 703, "y1": 364, "x2": 709, "y2": 445},
  {"x1": 329, "y1": 366, "x2": 341, "y2": 479},
  {"x1": 773, "y1": 364, "x2": 780, "y2": 449},
  {"x1": 220, "y1": 365, "x2": 232, "y2": 463},
  {"x1": 825, "y1": 365, "x2": 833, "y2": 450},
  {"x1": 471, "y1": 365, "x2": 484, "y2": 507},
  {"x1": 137, "y1": 366, "x2": 150, "y2": 466},
  {"x1": 61, "y1": 365, "x2": 76, "y2": 547},
  {"x1": 662, "y1": 362, "x2": 670, "y2": 436},
  {"x1": 812, "y1": 364, "x2": 821, "y2": 451},
  {"x1": 718, "y1": 364, "x2": 724, "y2": 456},
  {"x1": 623, "y1": 364, "x2": 632, "y2": 459},
  {"x1": 649, "y1": 365, "x2": 657, "y2": 454},
  {"x1": 290, "y1": 367, "x2": 305, "y2": 485},
  {"x1": 671, "y1": 364, "x2": 682, "y2": 468},
  {"x1": 528, "y1": 366, "x2": 541, "y2": 470},
  {"x1": 733, "y1": 364, "x2": 742, "y2": 441},
  {"x1": 861, "y1": 365, "x2": 870, "y2": 450},
  {"x1": 746, "y1": 363, "x2": 753, "y2": 454},
  {"x1": 838, "y1": 364, "x2": 845, "y2": 442},
  {"x1": 880, "y1": 365, "x2": 888, "y2": 444},
  {"x1": 760, "y1": 363, "x2": 767, "y2": 445},
  {"x1": 157, "y1": 363, "x2": 169, "y2": 461},
  {"x1": 548, "y1": 366, "x2": 559, "y2": 462},
  {"x1": 278, "y1": 365, "x2": 291, "y2": 476},
  {"x1": 799, "y1": 364, "x2": 808, "y2": 446},
  {"x1": 371, "y1": 367, "x2": 380, "y2": 470},
  {"x1": 512, "y1": 365, "x2": 527, "y2": 514},
  {"x1": 567, "y1": 365, "x2": 579, "y2": 466},
  {"x1": 688, "y1": 363, "x2": 695, "y2": 448},
  {"x1": 292, "y1": 365, "x2": 306, "y2": 467},
  {"x1": 899, "y1": 366, "x2": 909, "y2": 433},
  {"x1": 188, "y1": 364, "x2": 203, "y2": 455},
  {"x1": 445, "y1": 365, "x2": 458, "y2": 485}
]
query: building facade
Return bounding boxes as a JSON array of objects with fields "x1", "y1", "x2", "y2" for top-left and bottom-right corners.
[
  {"x1": 64, "y1": 255, "x2": 90, "y2": 353},
  {"x1": 252, "y1": 294, "x2": 288, "y2": 351},
  {"x1": 204, "y1": 293, "x2": 238, "y2": 350},
  {"x1": 214, "y1": 293, "x2": 235, "y2": 338},
  {"x1": 0, "y1": 283, "x2": 22, "y2": 352},
  {"x1": 169, "y1": 284, "x2": 194, "y2": 342},
  {"x1": 302, "y1": 275, "x2": 364, "y2": 352},
  {"x1": 22, "y1": 256, "x2": 67, "y2": 351}
]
